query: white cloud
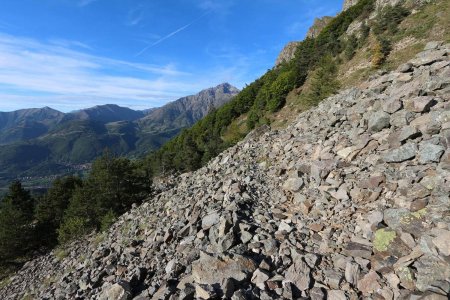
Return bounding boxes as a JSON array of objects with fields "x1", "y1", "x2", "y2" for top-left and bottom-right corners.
[
  {"x1": 0, "y1": 33, "x2": 209, "y2": 112},
  {"x1": 0, "y1": 32, "x2": 268, "y2": 112}
]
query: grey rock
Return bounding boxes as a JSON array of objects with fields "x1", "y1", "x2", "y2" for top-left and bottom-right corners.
[
  {"x1": 383, "y1": 142, "x2": 417, "y2": 162},
  {"x1": 202, "y1": 212, "x2": 220, "y2": 229},
  {"x1": 368, "y1": 111, "x2": 390, "y2": 132},
  {"x1": 397, "y1": 62, "x2": 413, "y2": 73},
  {"x1": 284, "y1": 257, "x2": 311, "y2": 291},
  {"x1": 251, "y1": 269, "x2": 269, "y2": 290},
  {"x1": 327, "y1": 290, "x2": 347, "y2": 300},
  {"x1": 192, "y1": 252, "x2": 256, "y2": 285},
  {"x1": 418, "y1": 143, "x2": 445, "y2": 164},
  {"x1": 404, "y1": 96, "x2": 436, "y2": 113},
  {"x1": 432, "y1": 230, "x2": 450, "y2": 256},
  {"x1": 282, "y1": 178, "x2": 304, "y2": 192},
  {"x1": 101, "y1": 281, "x2": 132, "y2": 300},
  {"x1": 345, "y1": 261, "x2": 360, "y2": 286},
  {"x1": 310, "y1": 287, "x2": 326, "y2": 300}
]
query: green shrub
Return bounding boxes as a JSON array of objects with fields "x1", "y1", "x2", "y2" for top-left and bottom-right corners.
[
  {"x1": 344, "y1": 34, "x2": 359, "y2": 60},
  {"x1": 373, "y1": 4, "x2": 410, "y2": 35}
]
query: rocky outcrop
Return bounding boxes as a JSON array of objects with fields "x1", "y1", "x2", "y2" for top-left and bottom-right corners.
[
  {"x1": 306, "y1": 17, "x2": 334, "y2": 39},
  {"x1": 275, "y1": 42, "x2": 300, "y2": 67},
  {"x1": 2, "y1": 42, "x2": 449, "y2": 299},
  {"x1": 275, "y1": 17, "x2": 332, "y2": 67}
]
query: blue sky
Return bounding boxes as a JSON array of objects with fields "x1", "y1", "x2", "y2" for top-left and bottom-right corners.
[{"x1": 0, "y1": 0, "x2": 343, "y2": 112}]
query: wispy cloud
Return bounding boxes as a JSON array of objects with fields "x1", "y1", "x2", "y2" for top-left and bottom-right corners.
[
  {"x1": 0, "y1": 33, "x2": 208, "y2": 112},
  {"x1": 135, "y1": 12, "x2": 210, "y2": 56},
  {"x1": 126, "y1": 6, "x2": 145, "y2": 27}
]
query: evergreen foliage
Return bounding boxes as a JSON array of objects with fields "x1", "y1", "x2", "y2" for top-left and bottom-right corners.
[
  {"x1": 344, "y1": 34, "x2": 358, "y2": 60},
  {"x1": 371, "y1": 4, "x2": 410, "y2": 67},
  {"x1": 58, "y1": 153, "x2": 151, "y2": 243},
  {"x1": 303, "y1": 56, "x2": 340, "y2": 105},
  {"x1": 0, "y1": 181, "x2": 35, "y2": 260},
  {"x1": 35, "y1": 176, "x2": 82, "y2": 246}
]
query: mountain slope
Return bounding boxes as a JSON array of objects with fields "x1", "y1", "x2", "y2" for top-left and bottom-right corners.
[
  {"x1": 0, "y1": 83, "x2": 239, "y2": 184},
  {"x1": 65, "y1": 104, "x2": 145, "y2": 123},
  {"x1": 2, "y1": 43, "x2": 449, "y2": 299},
  {"x1": 0, "y1": 107, "x2": 65, "y2": 145},
  {"x1": 138, "y1": 83, "x2": 239, "y2": 134}
]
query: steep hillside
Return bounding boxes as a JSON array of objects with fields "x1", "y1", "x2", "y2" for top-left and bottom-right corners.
[{"x1": 2, "y1": 43, "x2": 448, "y2": 299}]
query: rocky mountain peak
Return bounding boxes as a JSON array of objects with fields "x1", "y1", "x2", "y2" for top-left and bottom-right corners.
[{"x1": 3, "y1": 41, "x2": 449, "y2": 299}]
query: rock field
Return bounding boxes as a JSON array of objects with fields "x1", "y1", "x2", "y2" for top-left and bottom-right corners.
[{"x1": 1, "y1": 42, "x2": 450, "y2": 299}]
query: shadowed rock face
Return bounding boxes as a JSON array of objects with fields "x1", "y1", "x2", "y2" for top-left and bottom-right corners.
[{"x1": 2, "y1": 42, "x2": 449, "y2": 300}]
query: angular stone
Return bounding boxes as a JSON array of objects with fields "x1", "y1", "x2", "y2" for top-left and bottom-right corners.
[
  {"x1": 383, "y1": 143, "x2": 417, "y2": 163},
  {"x1": 397, "y1": 266, "x2": 416, "y2": 290},
  {"x1": 278, "y1": 221, "x2": 293, "y2": 233},
  {"x1": 404, "y1": 96, "x2": 436, "y2": 113},
  {"x1": 327, "y1": 290, "x2": 347, "y2": 300},
  {"x1": 418, "y1": 143, "x2": 445, "y2": 164},
  {"x1": 388, "y1": 126, "x2": 420, "y2": 145},
  {"x1": 251, "y1": 269, "x2": 269, "y2": 290},
  {"x1": 415, "y1": 253, "x2": 450, "y2": 292},
  {"x1": 202, "y1": 212, "x2": 220, "y2": 229},
  {"x1": 103, "y1": 281, "x2": 132, "y2": 300},
  {"x1": 410, "y1": 50, "x2": 446, "y2": 66},
  {"x1": 310, "y1": 287, "x2": 326, "y2": 300},
  {"x1": 240, "y1": 231, "x2": 253, "y2": 244},
  {"x1": 284, "y1": 257, "x2": 311, "y2": 291},
  {"x1": 195, "y1": 284, "x2": 217, "y2": 299},
  {"x1": 357, "y1": 271, "x2": 381, "y2": 295},
  {"x1": 345, "y1": 261, "x2": 360, "y2": 286},
  {"x1": 383, "y1": 98, "x2": 403, "y2": 114},
  {"x1": 344, "y1": 242, "x2": 372, "y2": 259},
  {"x1": 432, "y1": 230, "x2": 450, "y2": 256},
  {"x1": 368, "y1": 111, "x2": 390, "y2": 132},
  {"x1": 424, "y1": 41, "x2": 443, "y2": 50},
  {"x1": 397, "y1": 62, "x2": 413, "y2": 73},
  {"x1": 324, "y1": 269, "x2": 343, "y2": 289},
  {"x1": 192, "y1": 252, "x2": 256, "y2": 285},
  {"x1": 283, "y1": 178, "x2": 304, "y2": 192}
]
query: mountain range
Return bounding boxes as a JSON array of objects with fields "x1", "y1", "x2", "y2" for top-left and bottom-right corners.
[{"x1": 0, "y1": 83, "x2": 239, "y2": 183}]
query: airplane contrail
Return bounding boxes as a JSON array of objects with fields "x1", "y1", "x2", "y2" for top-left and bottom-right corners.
[{"x1": 136, "y1": 11, "x2": 210, "y2": 57}]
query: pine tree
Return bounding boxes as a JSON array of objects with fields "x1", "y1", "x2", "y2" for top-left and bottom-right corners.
[
  {"x1": 0, "y1": 181, "x2": 34, "y2": 260},
  {"x1": 304, "y1": 55, "x2": 340, "y2": 106},
  {"x1": 35, "y1": 176, "x2": 82, "y2": 246}
]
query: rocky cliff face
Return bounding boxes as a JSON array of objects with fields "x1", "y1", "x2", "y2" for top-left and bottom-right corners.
[
  {"x1": 306, "y1": 17, "x2": 334, "y2": 39},
  {"x1": 275, "y1": 17, "x2": 332, "y2": 67},
  {"x1": 275, "y1": 42, "x2": 301, "y2": 67},
  {"x1": 2, "y1": 42, "x2": 449, "y2": 299},
  {"x1": 342, "y1": 0, "x2": 360, "y2": 11}
]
